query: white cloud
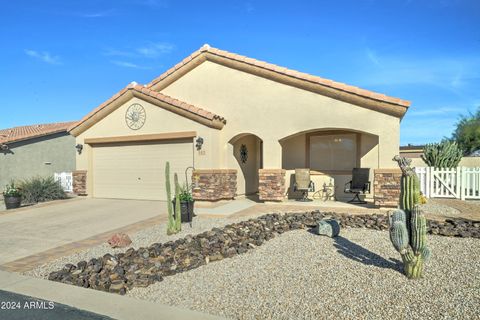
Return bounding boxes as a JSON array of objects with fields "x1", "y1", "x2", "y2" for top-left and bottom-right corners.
[
  {"x1": 80, "y1": 11, "x2": 113, "y2": 18},
  {"x1": 103, "y1": 48, "x2": 134, "y2": 57},
  {"x1": 365, "y1": 48, "x2": 381, "y2": 67},
  {"x1": 111, "y1": 60, "x2": 149, "y2": 69},
  {"x1": 136, "y1": 42, "x2": 174, "y2": 58},
  {"x1": 408, "y1": 107, "x2": 464, "y2": 116},
  {"x1": 24, "y1": 50, "x2": 61, "y2": 65},
  {"x1": 357, "y1": 50, "x2": 480, "y2": 96}
]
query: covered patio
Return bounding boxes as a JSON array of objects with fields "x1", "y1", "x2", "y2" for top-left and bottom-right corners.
[{"x1": 280, "y1": 128, "x2": 379, "y2": 202}]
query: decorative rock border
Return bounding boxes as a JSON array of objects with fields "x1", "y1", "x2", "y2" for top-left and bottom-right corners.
[{"x1": 48, "y1": 212, "x2": 479, "y2": 295}]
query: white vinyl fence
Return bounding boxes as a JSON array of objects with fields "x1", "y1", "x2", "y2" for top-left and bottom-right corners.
[
  {"x1": 415, "y1": 167, "x2": 480, "y2": 200},
  {"x1": 54, "y1": 172, "x2": 73, "y2": 193}
]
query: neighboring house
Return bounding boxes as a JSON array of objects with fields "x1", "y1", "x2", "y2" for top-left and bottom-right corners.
[
  {"x1": 69, "y1": 44, "x2": 411, "y2": 202},
  {"x1": 0, "y1": 122, "x2": 77, "y2": 188},
  {"x1": 400, "y1": 144, "x2": 480, "y2": 168}
]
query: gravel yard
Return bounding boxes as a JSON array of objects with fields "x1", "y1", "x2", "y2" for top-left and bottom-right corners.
[
  {"x1": 24, "y1": 217, "x2": 245, "y2": 279},
  {"x1": 127, "y1": 228, "x2": 479, "y2": 320},
  {"x1": 26, "y1": 213, "x2": 479, "y2": 320}
]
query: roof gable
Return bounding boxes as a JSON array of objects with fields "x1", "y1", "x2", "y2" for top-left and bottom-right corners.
[
  {"x1": 148, "y1": 45, "x2": 410, "y2": 118},
  {"x1": 69, "y1": 84, "x2": 226, "y2": 136}
]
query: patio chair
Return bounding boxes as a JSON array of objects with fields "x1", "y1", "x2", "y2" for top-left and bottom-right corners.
[
  {"x1": 293, "y1": 168, "x2": 315, "y2": 201},
  {"x1": 344, "y1": 168, "x2": 370, "y2": 204}
]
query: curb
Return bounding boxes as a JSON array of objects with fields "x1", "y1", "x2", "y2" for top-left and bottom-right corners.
[{"x1": 0, "y1": 271, "x2": 225, "y2": 320}]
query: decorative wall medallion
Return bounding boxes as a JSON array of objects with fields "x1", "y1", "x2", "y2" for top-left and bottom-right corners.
[
  {"x1": 125, "y1": 103, "x2": 146, "y2": 130},
  {"x1": 240, "y1": 144, "x2": 248, "y2": 163}
]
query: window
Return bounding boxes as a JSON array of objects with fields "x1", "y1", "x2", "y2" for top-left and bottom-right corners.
[{"x1": 309, "y1": 134, "x2": 357, "y2": 171}]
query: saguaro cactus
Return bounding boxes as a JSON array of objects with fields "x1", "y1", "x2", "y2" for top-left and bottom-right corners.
[
  {"x1": 174, "y1": 173, "x2": 182, "y2": 232},
  {"x1": 165, "y1": 162, "x2": 177, "y2": 235},
  {"x1": 390, "y1": 155, "x2": 431, "y2": 279}
]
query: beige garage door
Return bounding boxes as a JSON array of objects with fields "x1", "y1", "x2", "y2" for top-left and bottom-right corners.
[{"x1": 92, "y1": 139, "x2": 193, "y2": 200}]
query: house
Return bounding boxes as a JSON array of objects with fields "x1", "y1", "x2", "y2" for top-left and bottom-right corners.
[
  {"x1": 69, "y1": 44, "x2": 411, "y2": 203},
  {"x1": 0, "y1": 122, "x2": 77, "y2": 188}
]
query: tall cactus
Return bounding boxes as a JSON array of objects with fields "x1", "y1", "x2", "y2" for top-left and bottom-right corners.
[
  {"x1": 390, "y1": 155, "x2": 431, "y2": 279},
  {"x1": 165, "y1": 162, "x2": 177, "y2": 235},
  {"x1": 174, "y1": 173, "x2": 182, "y2": 232},
  {"x1": 421, "y1": 140, "x2": 463, "y2": 168}
]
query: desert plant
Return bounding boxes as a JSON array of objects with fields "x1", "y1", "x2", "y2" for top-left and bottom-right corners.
[
  {"x1": 19, "y1": 176, "x2": 66, "y2": 204},
  {"x1": 3, "y1": 181, "x2": 22, "y2": 197},
  {"x1": 390, "y1": 156, "x2": 431, "y2": 279},
  {"x1": 179, "y1": 184, "x2": 194, "y2": 202},
  {"x1": 165, "y1": 162, "x2": 177, "y2": 235},
  {"x1": 174, "y1": 173, "x2": 182, "y2": 232},
  {"x1": 421, "y1": 140, "x2": 463, "y2": 168}
]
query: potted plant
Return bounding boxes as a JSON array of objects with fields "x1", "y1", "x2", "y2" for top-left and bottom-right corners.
[
  {"x1": 3, "y1": 182, "x2": 22, "y2": 209},
  {"x1": 173, "y1": 184, "x2": 195, "y2": 223}
]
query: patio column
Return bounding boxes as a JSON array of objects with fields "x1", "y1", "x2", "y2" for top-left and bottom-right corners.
[
  {"x1": 258, "y1": 141, "x2": 285, "y2": 201},
  {"x1": 262, "y1": 141, "x2": 282, "y2": 168}
]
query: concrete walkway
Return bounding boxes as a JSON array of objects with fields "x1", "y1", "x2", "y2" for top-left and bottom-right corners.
[
  {"x1": 0, "y1": 270, "x2": 224, "y2": 320},
  {"x1": 195, "y1": 198, "x2": 257, "y2": 216},
  {"x1": 0, "y1": 198, "x2": 167, "y2": 266}
]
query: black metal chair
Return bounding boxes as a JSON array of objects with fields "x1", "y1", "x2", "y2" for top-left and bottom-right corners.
[
  {"x1": 344, "y1": 168, "x2": 370, "y2": 204},
  {"x1": 293, "y1": 168, "x2": 315, "y2": 201}
]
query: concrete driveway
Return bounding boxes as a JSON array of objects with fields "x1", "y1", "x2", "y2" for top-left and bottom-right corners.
[{"x1": 0, "y1": 198, "x2": 166, "y2": 265}]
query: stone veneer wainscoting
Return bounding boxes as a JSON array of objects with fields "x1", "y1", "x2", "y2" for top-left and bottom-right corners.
[
  {"x1": 72, "y1": 170, "x2": 87, "y2": 196},
  {"x1": 258, "y1": 169, "x2": 286, "y2": 201},
  {"x1": 373, "y1": 169, "x2": 402, "y2": 207},
  {"x1": 192, "y1": 169, "x2": 237, "y2": 201}
]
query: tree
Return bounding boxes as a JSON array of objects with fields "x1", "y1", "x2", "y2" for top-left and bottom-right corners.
[{"x1": 452, "y1": 107, "x2": 480, "y2": 155}]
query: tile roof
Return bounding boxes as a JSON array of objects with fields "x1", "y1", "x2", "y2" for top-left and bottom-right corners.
[
  {"x1": 147, "y1": 44, "x2": 411, "y2": 108},
  {"x1": 0, "y1": 121, "x2": 77, "y2": 145},
  {"x1": 68, "y1": 84, "x2": 226, "y2": 134}
]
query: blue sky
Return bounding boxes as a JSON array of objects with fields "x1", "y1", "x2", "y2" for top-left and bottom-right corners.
[{"x1": 1, "y1": 0, "x2": 479, "y2": 145}]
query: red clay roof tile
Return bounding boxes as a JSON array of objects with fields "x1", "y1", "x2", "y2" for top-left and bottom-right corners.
[
  {"x1": 68, "y1": 85, "x2": 226, "y2": 133},
  {"x1": 0, "y1": 121, "x2": 77, "y2": 144},
  {"x1": 147, "y1": 45, "x2": 411, "y2": 108}
]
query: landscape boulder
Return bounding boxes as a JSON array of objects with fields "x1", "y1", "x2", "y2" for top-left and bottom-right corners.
[
  {"x1": 107, "y1": 233, "x2": 132, "y2": 248},
  {"x1": 313, "y1": 219, "x2": 341, "y2": 237}
]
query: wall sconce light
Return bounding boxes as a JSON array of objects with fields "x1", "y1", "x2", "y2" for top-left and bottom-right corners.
[
  {"x1": 195, "y1": 137, "x2": 204, "y2": 151},
  {"x1": 75, "y1": 143, "x2": 83, "y2": 155}
]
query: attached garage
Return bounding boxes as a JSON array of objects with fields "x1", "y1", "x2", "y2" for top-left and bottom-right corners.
[
  {"x1": 69, "y1": 80, "x2": 226, "y2": 200},
  {"x1": 91, "y1": 138, "x2": 193, "y2": 200}
]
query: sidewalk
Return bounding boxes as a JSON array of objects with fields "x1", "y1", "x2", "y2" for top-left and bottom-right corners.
[{"x1": 0, "y1": 270, "x2": 225, "y2": 320}]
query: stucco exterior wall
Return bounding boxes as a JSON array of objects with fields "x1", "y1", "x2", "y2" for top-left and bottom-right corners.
[
  {"x1": 160, "y1": 61, "x2": 401, "y2": 170},
  {"x1": 75, "y1": 96, "x2": 220, "y2": 196},
  {"x1": 0, "y1": 133, "x2": 75, "y2": 187}
]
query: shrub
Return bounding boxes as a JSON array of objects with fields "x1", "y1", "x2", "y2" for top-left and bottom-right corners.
[{"x1": 19, "y1": 176, "x2": 67, "y2": 204}]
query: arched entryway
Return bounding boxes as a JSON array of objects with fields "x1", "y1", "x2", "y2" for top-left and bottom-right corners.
[{"x1": 229, "y1": 133, "x2": 263, "y2": 197}]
